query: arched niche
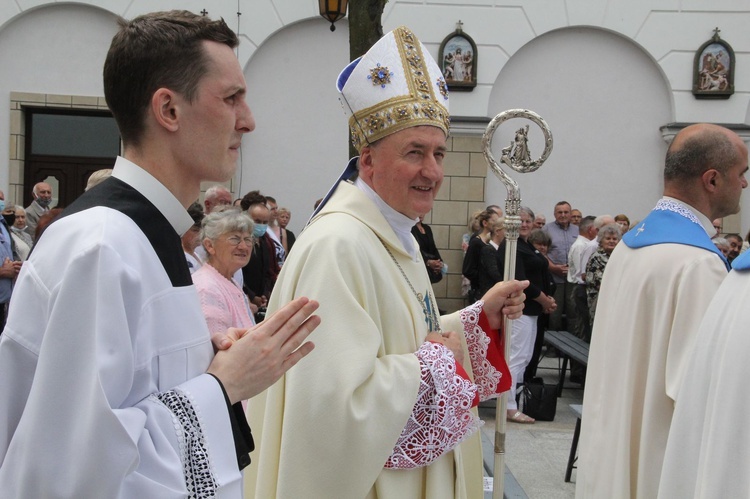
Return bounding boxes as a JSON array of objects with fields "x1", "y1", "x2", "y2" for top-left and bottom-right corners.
[
  {"x1": 240, "y1": 18, "x2": 351, "y2": 234},
  {"x1": 485, "y1": 27, "x2": 672, "y2": 223}
]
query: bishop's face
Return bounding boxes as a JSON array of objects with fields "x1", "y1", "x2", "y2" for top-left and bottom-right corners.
[{"x1": 358, "y1": 126, "x2": 446, "y2": 220}]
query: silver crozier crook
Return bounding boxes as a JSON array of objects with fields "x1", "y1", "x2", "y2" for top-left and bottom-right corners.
[{"x1": 482, "y1": 109, "x2": 553, "y2": 499}]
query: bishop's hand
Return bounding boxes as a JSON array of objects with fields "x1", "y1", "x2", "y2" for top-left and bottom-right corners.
[{"x1": 480, "y1": 280, "x2": 529, "y2": 330}]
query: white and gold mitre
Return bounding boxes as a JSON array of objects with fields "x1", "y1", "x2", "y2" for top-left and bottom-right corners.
[{"x1": 336, "y1": 26, "x2": 450, "y2": 152}]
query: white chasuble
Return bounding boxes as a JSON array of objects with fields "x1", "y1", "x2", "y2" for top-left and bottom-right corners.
[{"x1": 246, "y1": 182, "x2": 509, "y2": 499}]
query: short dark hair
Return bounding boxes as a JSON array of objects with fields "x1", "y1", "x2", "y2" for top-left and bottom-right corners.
[
  {"x1": 187, "y1": 201, "x2": 204, "y2": 227},
  {"x1": 725, "y1": 233, "x2": 743, "y2": 243},
  {"x1": 528, "y1": 228, "x2": 551, "y2": 247},
  {"x1": 103, "y1": 10, "x2": 238, "y2": 146},
  {"x1": 554, "y1": 201, "x2": 571, "y2": 209},
  {"x1": 240, "y1": 190, "x2": 267, "y2": 211},
  {"x1": 664, "y1": 127, "x2": 739, "y2": 183}
]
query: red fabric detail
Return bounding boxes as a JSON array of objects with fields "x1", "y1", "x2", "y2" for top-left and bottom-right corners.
[
  {"x1": 479, "y1": 308, "x2": 512, "y2": 393},
  {"x1": 455, "y1": 362, "x2": 480, "y2": 407},
  {"x1": 460, "y1": 301, "x2": 512, "y2": 400}
]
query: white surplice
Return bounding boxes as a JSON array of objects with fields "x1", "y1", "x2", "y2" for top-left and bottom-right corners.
[{"x1": 0, "y1": 157, "x2": 242, "y2": 497}]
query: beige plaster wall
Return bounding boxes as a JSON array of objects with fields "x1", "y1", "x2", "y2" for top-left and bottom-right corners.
[{"x1": 429, "y1": 134, "x2": 486, "y2": 313}]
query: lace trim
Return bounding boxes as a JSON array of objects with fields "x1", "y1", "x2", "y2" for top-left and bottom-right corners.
[
  {"x1": 384, "y1": 342, "x2": 481, "y2": 469},
  {"x1": 153, "y1": 390, "x2": 217, "y2": 498},
  {"x1": 654, "y1": 199, "x2": 702, "y2": 226},
  {"x1": 461, "y1": 301, "x2": 503, "y2": 400}
]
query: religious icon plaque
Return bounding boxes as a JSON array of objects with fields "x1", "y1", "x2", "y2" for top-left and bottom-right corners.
[
  {"x1": 438, "y1": 21, "x2": 477, "y2": 91},
  {"x1": 693, "y1": 27, "x2": 734, "y2": 99}
]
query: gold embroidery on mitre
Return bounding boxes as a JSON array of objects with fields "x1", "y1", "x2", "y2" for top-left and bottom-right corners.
[
  {"x1": 349, "y1": 26, "x2": 449, "y2": 150},
  {"x1": 395, "y1": 105, "x2": 413, "y2": 121},
  {"x1": 437, "y1": 77, "x2": 449, "y2": 100}
]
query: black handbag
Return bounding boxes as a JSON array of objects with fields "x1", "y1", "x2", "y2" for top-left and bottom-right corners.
[{"x1": 522, "y1": 377, "x2": 557, "y2": 421}]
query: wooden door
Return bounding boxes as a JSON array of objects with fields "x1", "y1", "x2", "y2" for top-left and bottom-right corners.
[{"x1": 23, "y1": 156, "x2": 116, "y2": 208}]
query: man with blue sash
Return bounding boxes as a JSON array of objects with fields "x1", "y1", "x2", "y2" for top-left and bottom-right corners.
[{"x1": 576, "y1": 123, "x2": 748, "y2": 498}]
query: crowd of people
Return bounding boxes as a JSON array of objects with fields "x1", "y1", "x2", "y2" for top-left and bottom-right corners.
[
  {"x1": 0, "y1": 9, "x2": 748, "y2": 499},
  {"x1": 459, "y1": 202, "x2": 632, "y2": 422},
  {"x1": 459, "y1": 183, "x2": 750, "y2": 430},
  {"x1": 0, "y1": 177, "x2": 298, "y2": 333}
]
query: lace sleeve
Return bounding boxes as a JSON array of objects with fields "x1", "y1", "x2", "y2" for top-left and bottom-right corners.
[
  {"x1": 384, "y1": 342, "x2": 482, "y2": 469},
  {"x1": 461, "y1": 300, "x2": 512, "y2": 400},
  {"x1": 152, "y1": 389, "x2": 218, "y2": 497}
]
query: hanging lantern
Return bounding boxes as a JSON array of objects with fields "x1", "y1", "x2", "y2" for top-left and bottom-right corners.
[{"x1": 319, "y1": 0, "x2": 348, "y2": 31}]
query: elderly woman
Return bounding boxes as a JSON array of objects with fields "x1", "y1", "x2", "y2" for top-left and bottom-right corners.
[
  {"x1": 192, "y1": 208, "x2": 256, "y2": 335},
  {"x1": 585, "y1": 223, "x2": 622, "y2": 326},
  {"x1": 506, "y1": 207, "x2": 557, "y2": 424},
  {"x1": 713, "y1": 237, "x2": 731, "y2": 259},
  {"x1": 2, "y1": 204, "x2": 31, "y2": 261}
]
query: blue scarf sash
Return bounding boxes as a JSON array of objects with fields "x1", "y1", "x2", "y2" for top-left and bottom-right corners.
[{"x1": 623, "y1": 199, "x2": 729, "y2": 271}]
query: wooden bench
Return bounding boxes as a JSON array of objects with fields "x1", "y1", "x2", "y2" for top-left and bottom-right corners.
[{"x1": 544, "y1": 330, "x2": 589, "y2": 396}]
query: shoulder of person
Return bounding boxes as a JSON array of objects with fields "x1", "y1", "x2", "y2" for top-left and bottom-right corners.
[{"x1": 295, "y1": 212, "x2": 380, "y2": 255}]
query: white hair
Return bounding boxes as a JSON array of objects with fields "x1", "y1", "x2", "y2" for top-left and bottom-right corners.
[
  {"x1": 204, "y1": 185, "x2": 231, "y2": 201},
  {"x1": 593, "y1": 214, "x2": 614, "y2": 229}
]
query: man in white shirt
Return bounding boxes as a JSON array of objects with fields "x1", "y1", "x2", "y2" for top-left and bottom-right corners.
[
  {"x1": 0, "y1": 11, "x2": 319, "y2": 497},
  {"x1": 565, "y1": 215, "x2": 596, "y2": 383}
]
